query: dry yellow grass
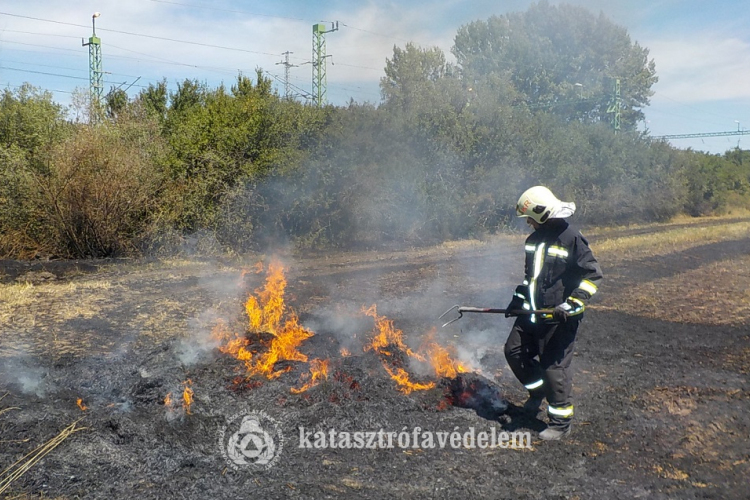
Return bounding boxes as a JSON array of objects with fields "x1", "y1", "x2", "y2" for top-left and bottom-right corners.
[
  {"x1": 584, "y1": 215, "x2": 750, "y2": 326},
  {"x1": 592, "y1": 221, "x2": 750, "y2": 261},
  {"x1": 0, "y1": 282, "x2": 35, "y2": 309},
  {"x1": 0, "y1": 420, "x2": 86, "y2": 495},
  {"x1": 653, "y1": 464, "x2": 690, "y2": 481},
  {"x1": 0, "y1": 280, "x2": 113, "y2": 328}
]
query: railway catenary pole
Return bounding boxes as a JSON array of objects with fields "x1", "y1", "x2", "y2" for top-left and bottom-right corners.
[
  {"x1": 82, "y1": 12, "x2": 103, "y2": 122},
  {"x1": 312, "y1": 21, "x2": 338, "y2": 107},
  {"x1": 606, "y1": 77, "x2": 621, "y2": 134}
]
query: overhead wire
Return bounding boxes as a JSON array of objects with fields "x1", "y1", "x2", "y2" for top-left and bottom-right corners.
[
  {"x1": 0, "y1": 9, "x2": 385, "y2": 103},
  {"x1": 0, "y1": 29, "x2": 80, "y2": 39},
  {"x1": 0, "y1": 3, "x2": 418, "y2": 98},
  {"x1": 0, "y1": 12, "x2": 283, "y2": 57},
  {"x1": 1, "y1": 66, "x2": 150, "y2": 89},
  {"x1": 1, "y1": 39, "x2": 272, "y2": 89},
  {"x1": 148, "y1": 0, "x2": 309, "y2": 23},
  {"x1": 650, "y1": 92, "x2": 741, "y2": 129},
  {"x1": 1, "y1": 7, "x2": 743, "y2": 133},
  {"x1": 0, "y1": 81, "x2": 75, "y2": 94}
]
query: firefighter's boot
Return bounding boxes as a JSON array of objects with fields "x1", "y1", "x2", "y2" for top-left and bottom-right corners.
[{"x1": 539, "y1": 425, "x2": 571, "y2": 441}]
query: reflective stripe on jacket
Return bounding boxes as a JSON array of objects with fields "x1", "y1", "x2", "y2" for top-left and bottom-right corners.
[{"x1": 517, "y1": 219, "x2": 602, "y2": 321}]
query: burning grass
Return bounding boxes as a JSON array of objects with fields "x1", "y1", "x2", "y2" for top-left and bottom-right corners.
[
  {"x1": 211, "y1": 259, "x2": 317, "y2": 383},
  {"x1": 209, "y1": 259, "x2": 474, "y2": 400}
]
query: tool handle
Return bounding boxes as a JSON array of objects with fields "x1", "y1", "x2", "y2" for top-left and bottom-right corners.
[{"x1": 458, "y1": 307, "x2": 554, "y2": 315}]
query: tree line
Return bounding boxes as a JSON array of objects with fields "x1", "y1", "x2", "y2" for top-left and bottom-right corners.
[{"x1": 1, "y1": 1, "x2": 748, "y2": 258}]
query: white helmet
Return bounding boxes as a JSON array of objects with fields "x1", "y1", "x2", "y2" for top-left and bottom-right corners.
[{"x1": 516, "y1": 186, "x2": 575, "y2": 224}]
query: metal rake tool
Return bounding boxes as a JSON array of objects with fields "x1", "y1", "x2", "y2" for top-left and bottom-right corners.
[{"x1": 439, "y1": 305, "x2": 555, "y2": 327}]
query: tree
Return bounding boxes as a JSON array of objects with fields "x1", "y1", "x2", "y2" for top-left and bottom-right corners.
[
  {"x1": 380, "y1": 43, "x2": 455, "y2": 112},
  {"x1": 105, "y1": 87, "x2": 129, "y2": 120},
  {"x1": 0, "y1": 84, "x2": 68, "y2": 159},
  {"x1": 232, "y1": 69, "x2": 274, "y2": 99},
  {"x1": 169, "y1": 79, "x2": 207, "y2": 114},
  {"x1": 137, "y1": 79, "x2": 168, "y2": 121},
  {"x1": 452, "y1": 1, "x2": 658, "y2": 130}
]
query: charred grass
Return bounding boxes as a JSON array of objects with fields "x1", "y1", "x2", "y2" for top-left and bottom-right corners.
[{"x1": 1, "y1": 215, "x2": 749, "y2": 499}]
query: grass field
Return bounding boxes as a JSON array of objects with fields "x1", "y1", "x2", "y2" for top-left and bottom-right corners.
[{"x1": 1, "y1": 214, "x2": 749, "y2": 499}]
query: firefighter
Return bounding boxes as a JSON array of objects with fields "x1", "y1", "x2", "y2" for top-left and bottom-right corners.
[{"x1": 504, "y1": 186, "x2": 602, "y2": 440}]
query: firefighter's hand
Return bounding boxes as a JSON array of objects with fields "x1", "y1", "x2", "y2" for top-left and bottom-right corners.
[
  {"x1": 505, "y1": 296, "x2": 524, "y2": 317},
  {"x1": 553, "y1": 302, "x2": 573, "y2": 322}
]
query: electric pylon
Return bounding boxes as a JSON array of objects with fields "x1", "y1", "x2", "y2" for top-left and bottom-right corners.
[
  {"x1": 312, "y1": 21, "x2": 338, "y2": 107},
  {"x1": 606, "y1": 77, "x2": 621, "y2": 134},
  {"x1": 82, "y1": 12, "x2": 103, "y2": 120},
  {"x1": 276, "y1": 51, "x2": 297, "y2": 99}
]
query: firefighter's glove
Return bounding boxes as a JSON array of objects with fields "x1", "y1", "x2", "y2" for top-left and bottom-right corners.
[
  {"x1": 553, "y1": 301, "x2": 574, "y2": 322},
  {"x1": 505, "y1": 295, "x2": 525, "y2": 317}
]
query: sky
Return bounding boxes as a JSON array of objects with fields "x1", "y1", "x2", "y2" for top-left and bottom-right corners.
[{"x1": 0, "y1": 0, "x2": 748, "y2": 154}]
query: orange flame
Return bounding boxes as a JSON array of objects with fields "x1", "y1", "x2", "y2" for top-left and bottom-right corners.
[
  {"x1": 76, "y1": 398, "x2": 87, "y2": 411},
  {"x1": 212, "y1": 318, "x2": 252, "y2": 362},
  {"x1": 212, "y1": 261, "x2": 470, "y2": 397},
  {"x1": 426, "y1": 342, "x2": 468, "y2": 379},
  {"x1": 249, "y1": 259, "x2": 288, "y2": 333},
  {"x1": 382, "y1": 365, "x2": 436, "y2": 394},
  {"x1": 362, "y1": 305, "x2": 424, "y2": 361},
  {"x1": 364, "y1": 304, "x2": 442, "y2": 393},
  {"x1": 182, "y1": 381, "x2": 194, "y2": 414},
  {"x1": 213, "y1": 258, "x2": 318, "y2": 386},
  {"x1": 164, "y1": 392, "x2": 173, "y2": 408},
  {"x1": 363, "y1": 309, "x2": 472, "y2": 393},
  {"x1": 291, "y1": 358, "x2": 330, "y2": 394}
]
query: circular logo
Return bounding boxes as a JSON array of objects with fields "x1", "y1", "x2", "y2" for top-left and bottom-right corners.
[{"x1": 218, "y1": 410, "x2": 284, "y2": 470}]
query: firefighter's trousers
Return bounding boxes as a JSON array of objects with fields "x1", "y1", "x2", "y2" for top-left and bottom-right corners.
[{"x1": 504, "y1": 315, "x2": 579, "y2": 428}]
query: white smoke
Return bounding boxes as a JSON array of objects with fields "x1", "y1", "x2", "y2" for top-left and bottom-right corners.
[
  {"x1": 176, "y1": 309, "x2": 225, "y2": 366},
  {"x1": 0, "y1": 356, "x2": 50, "y2": 397}
]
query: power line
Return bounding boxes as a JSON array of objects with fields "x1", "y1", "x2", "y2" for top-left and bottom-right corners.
[
  {"x1": 0, "y1": 10, "x2": 387, "y2": 103},
  {"x1": 653, "y1": 130, "x2": 749, "y2": 140},
  {"x1": 1, "y1": 58, "x2": 88, "y2": 74},
  {"x1": 0, "y1": 11, "x2": 283, "y2": 58},
  {"x1": 0, "y1": 81, "x2": 75, "y2": 94},
  {"x1": 655, "y1": 92, "x2": 742, "y2": 124},
  {"x1": 264, "y1": 71, "x2": 310, "y2": 101},
  {"x1": 1, "y1": 40, "x2": 259, "y2": 79},
  {"x1": 0, "y1": 29, "x2": 80, "y2": 39},
  {"x1": 1, "y1": 58, "x2": 142, "y2": 80},
  {"x1": 338, "y1": 22, "x2": 411, "y2": 44},
  {"x1": 332, "y1": 61, "x2": 381, "y2": 72},
  {"x1": 1, "y1": 66, "x2": 149, "y2": 89},
  {"x1": 2, "y1": 66, "x2": 89, "y2": 82},
  {"x1": 0, "y1": 39, "x2": 83, "y2": 54},
  {"x1": 146, "y1": 1, "x2": 414, "y2": 47},
  {"x1": 148, "y1": 0, "x2": 309, "y2": 23},
  {"x1": 275, "y1": 51, "x2": 297, "y2": 99},
  {"x1": 1, "y1": 33, "x2": 256, "y2": 75}
]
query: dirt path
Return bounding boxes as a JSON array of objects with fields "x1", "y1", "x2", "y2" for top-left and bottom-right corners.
[{"x1": 1, "y1": 217, "x2": 749, "y2": 499}]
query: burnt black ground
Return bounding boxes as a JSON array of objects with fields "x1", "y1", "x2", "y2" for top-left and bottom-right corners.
[{"x1": 1, "y1": 222, "x2": 749, "y2": 500}]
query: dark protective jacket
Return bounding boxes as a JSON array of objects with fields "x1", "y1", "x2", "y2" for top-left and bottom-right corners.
[{"x1": 514, "y1": 219, "x2": 603, "y2": 322}]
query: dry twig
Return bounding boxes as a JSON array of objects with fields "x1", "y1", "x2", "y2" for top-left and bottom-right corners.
[{"x1": 0, "y1": 420, "x2": 87, "y2": 495}]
